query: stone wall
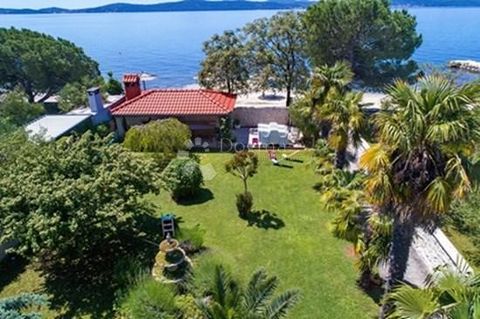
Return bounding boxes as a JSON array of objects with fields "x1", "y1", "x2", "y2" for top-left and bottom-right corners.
[
  {"x1": 232, "y1": 107, "x2": 289, "y2": 127},
  {"x1": 379, "y1": 227, "x2": 473, "y2": 288}
]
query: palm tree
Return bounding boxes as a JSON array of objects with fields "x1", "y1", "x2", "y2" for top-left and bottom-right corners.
[
  {"x1": 196, "y1": 265, "x2": 241, "y2": 319},
  {"x1": 360, "y1": 75, "x2": 480, "y2": 317},
  {"x1": 318, "y1": 90, "x2": 365, "y2": 169},
  {"x1": 196, "y1": 265, "x2": 300, "y2": 319},
  {"x1": 318, "y1": 168, "x2": 392, "y2": 289},
  {"x1": 290, "y1": 61, "x2": 355, "y2": 146},
  {"x1": 356, "y1": 211, "x2": 392, "y2": 290},
  {"x1": 311, "y1": 61, "x2": 354, "y2": 98},
  {"x1": 317, "y1": 169, "x2": 364, "y2": 211},
  {"x1": 387, "y1": 265, "x2": 479, "y2": 319}
]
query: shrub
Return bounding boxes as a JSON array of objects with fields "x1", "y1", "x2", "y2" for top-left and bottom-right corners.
[
  {"x1": 0, "y1": 293, "x2": 49, "y2": 319},
  {"x1": 151, "y1": 152, "x2": 177, "y2": 173},
  {"x1": 119, "y1": 276, "x2": 179, "y2": 319},
  {"x1": 177, "y1": 225, "x2": 205, "y2": 254},
  {"x1": 236, "y1": 191, "x2": 253, "y2": 217},
  {"x1": 162, "y1": 158, "x2": 204, "y2": 200},
  {"x1": 105, "y1": 71, "x2": 124, "y2": 95},
  {"x1": 447, "y1": 191, "x2": 480, "y2": 267},
  {"x1": 0, "y1": 132, "x2": 159, "y2": 270},
  {"x1": 58, "y1": 76, "x2": 106, "y2": 112},
  {"x1": 175, "y1": 295, "x2": 202, "y2": 319},
  {"x1": 219, "y1": 116, "x2": 233, "y2": 141},
  {"x1": 189, "y1": 252, "x2": 234, "y2": 297},
  {"x1": 113, "y1": 258, "x2": 148, "y2": 298},
  {"x1": 124, "y1": 118, "x2": 191, "y2": 154},
  {"x1": 0, "y1": 90, "x2": 44, "y2": 126}
]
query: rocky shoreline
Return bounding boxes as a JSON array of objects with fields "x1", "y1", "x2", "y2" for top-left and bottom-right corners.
[{"x1": 449, "y1": 60, "x2": 480, "y2": 73}]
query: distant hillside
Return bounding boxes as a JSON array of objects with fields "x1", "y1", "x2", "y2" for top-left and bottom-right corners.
[
  {"x1": 0, "y1": 0, "x2": 479, "y2": 14},
  {"x1": 393, "y1": 0, "x2": 480, "y2": 6},
  {"x1": 0, "y1": 1, "x2": 310, "y2": 14}
]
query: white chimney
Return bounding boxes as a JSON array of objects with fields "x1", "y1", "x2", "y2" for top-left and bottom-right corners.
[
  {"x1": 87, "y1": 87, "x2": 104, "y2": 113},
  {"x1": 87, "y1": 87, "x2": 111, "y2": 125}
]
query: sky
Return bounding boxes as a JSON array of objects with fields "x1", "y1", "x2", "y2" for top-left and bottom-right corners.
[{"x1": 0, "y1": 0, "x2": 170, "y2": 9}]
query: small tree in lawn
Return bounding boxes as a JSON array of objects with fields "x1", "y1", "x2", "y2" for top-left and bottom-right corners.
[
  {"x1": 225, "y1": 151, "x2": 258, "y2": 217},
  {"x1": 226, "y1": 151, "x2": 258, "y2": 193}
]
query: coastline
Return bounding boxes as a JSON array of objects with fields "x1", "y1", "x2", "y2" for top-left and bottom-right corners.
[{"x1": 2, "y1": 2, "x2": 480, "y2": 15}]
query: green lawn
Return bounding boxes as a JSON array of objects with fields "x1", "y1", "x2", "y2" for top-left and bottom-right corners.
[
  {"x1": 0, "y1": 150, "x2": 377, "y2": 318},
  {"x1": 149, "y1": 151, "x2": 377, "y2": 318}
]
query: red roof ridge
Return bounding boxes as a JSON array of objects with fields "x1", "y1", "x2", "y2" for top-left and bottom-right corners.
[
  {"x1": 198, "y1": 89, "x2": 236, "y2": 113},
  {"x1": 110, "y1": 90, "x2": 155, "y2": 113},
  {"x1": 110, "y1": 88, "x2": 237, "y2": 116}
]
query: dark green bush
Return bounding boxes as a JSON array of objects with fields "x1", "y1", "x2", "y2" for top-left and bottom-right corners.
[
  {"x1": 0, "y1": 293, "x2": 49, "y2": 318},
  {"x1": 0, "y1": 90, "x2": 44, "y2": 126},
  {"x1": 162, "y1": 158, "x2": 204, "y2": 201},
  {"x1": 119, "y1": 276, "x2": 179, "y2": 319},
  {"x1": 447, "y1": 190, "x2": 480, "y2": 267},
  {"x1": 236, "y1": 191, "x2": 253, "y2": 217},
  {"x1": 177, "y1": 225, "x2": 205, "y2": 254},
  {"x1": 152, "y1": 152, "x2": 177, "y2": 172},
  {"x1": 105, "y1": 71, "x2": 124, "y2": 95}
]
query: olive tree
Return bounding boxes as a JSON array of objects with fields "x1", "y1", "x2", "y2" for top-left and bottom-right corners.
[{"x1": 226, "y1": 151, "x2": 259, "y2": 217}]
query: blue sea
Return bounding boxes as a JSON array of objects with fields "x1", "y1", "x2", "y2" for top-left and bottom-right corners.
[{"x1": 0, "y1": 7, "x2": 479, "y2": 87}]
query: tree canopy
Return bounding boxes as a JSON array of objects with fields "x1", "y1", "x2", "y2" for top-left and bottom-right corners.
[
  {"x1": 360, "y1": 75, "x2": 480, "y2": 316},
  {"x1": 199, "y1": 11, "x2": 308, "y2": 99},
  {"x1": 123, "y1": 118, "x2": 192, "y2": 155},
  {"x1": 57, "y1": 76, "x2": 105, "y2": 112},
  {"x1": 303, "y1": 0, "x2": 422, "y2": 86},
  {"x1": 120, "y1": 263, "x2": 299, "y2": 319},
  {"x1": 0, "y1": 132, "x2": 159, "y2": 265},
  {"x1": 198, "y1": 30, "x2": 250, "y2": 94},
  {"x1": 0, "y1": 90, "x2": 44, "y2": 126},
  {"x1": 0, "y1": 28, "x2": 100, "y2": 103},
  {"x1": 105, "y1": 71, "x2": 124, "y2": 95},
  {"x1": 244, "y1": 11, "x2": 309, "y2": 105},
  {"x1": 290, "y1": 62, "x2": 358, "y2": 147}
]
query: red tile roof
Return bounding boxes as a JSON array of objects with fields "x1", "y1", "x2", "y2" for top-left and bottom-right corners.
[{"x1": 111, "y1": 89, "x2": 237, "y2": 116}]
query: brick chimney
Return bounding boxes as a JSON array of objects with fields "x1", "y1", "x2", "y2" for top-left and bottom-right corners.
[{"x1": 123, "y1": 74, "x2": 141, "y2": 100}]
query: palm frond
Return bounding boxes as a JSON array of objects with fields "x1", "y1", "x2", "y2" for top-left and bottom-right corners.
[
  {"x1": 243, "y1": 269, "x2": 278, "y2": 314},
  {"x1": 359, "y1": 144, "x2": 391, "y2": 172},
  {"x1": 388, "y1": 285, "x2": 440, "y2": 319},
  {"x1": 425, "y1": 177, "x2": 452, "y2": 214},
  {"x1": 263, "y1": 290, "x2": 300, "y2": 319}
]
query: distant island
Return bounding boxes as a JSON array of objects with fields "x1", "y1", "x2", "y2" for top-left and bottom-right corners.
[
  {"x1": 0, "y1": 1, "x2": 310, "y2": 14},
  {"x1": 393, "y1": 0, "x2": 480, "y2": 5},
  {"x1": 0, "y1": 0, "x2": 480, "y2": 14}
]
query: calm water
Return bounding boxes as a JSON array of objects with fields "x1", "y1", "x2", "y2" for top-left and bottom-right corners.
[{"x1": 0, "y1": 7, "x2": 479, "y2": 87}]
